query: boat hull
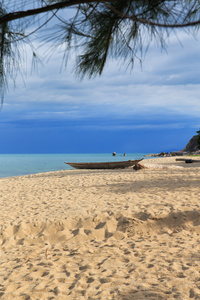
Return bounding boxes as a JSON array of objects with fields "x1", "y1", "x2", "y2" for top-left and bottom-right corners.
[
  {"x1": 176, "y1": 158, "x2": 200, "y2": 163},
  {"x1": 65, "y1": 159, "x2": 143, "y2": 169}
]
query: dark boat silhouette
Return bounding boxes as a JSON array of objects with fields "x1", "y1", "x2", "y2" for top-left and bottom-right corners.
[{"x1": 65, "y1": 159, "x2": 143, "y2": 169}]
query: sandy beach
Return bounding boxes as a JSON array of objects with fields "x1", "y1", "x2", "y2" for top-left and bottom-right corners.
[{"x1": 0, "y1": 156, "x2": 200, "y2": 299}]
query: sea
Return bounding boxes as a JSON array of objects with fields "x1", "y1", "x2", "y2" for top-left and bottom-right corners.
[{"x1": 0, "y1": 153, "x2": 149, "y2": 178}]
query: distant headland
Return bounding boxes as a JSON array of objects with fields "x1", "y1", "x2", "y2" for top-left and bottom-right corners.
[{"x1": 145, "y1": 134, "x2": 200, "y2": 157}]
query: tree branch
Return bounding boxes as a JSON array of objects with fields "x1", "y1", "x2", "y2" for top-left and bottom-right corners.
[
  {"x1": 1, "y1": 0, "x2": 200, "y2": 29},
  {"x1": 102, "y1": 1, "x2": 200, "y2": 28},
  {"x1": 0, "y1": 0, "x2": 104, "y2": 25}
]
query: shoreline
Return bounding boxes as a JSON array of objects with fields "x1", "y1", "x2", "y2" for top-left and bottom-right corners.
[
  {"x1": 0, "y1": 155, "x2": 198, "y2": 179},
  {"x1": 0, "y1": 156, "x2": 200, "y2": 299}
]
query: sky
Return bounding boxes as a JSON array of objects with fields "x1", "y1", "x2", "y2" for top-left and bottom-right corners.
[{"x1": 0, "y1": 14, "x2": 200, "y2": 153}]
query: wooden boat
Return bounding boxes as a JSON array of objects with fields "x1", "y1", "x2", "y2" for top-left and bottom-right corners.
[
  {"x1": 65, "y1": 159, "x2": 143, "y2": 170},
  {"x1": 176, "y1": 158, "x2": 200, "y2": 163}
]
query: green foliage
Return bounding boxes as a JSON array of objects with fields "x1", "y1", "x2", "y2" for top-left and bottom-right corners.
[
  {"x1": 46, "y1": 0, "x2": 198, "y2": 79},
  {"x1": 1, "y1": 1, "x2": 200, "y2": 97}
]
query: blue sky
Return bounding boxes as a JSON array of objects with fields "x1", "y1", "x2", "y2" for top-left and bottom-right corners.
[{"x1": 0, "y1": 28, "x2": 200, "y2": 154}]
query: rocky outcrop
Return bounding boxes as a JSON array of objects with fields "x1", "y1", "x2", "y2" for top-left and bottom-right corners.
[
  {"x1": 145, "y1": 134, "x2": 200, "y2": 157},
  {"x1": 181, "y1": 135, "x2": 199, "y2": 153},
  {"x1": 145, "y1": 152, "x2": 170, "y2": 157},
  {"x1": 170, "y1": 135, "x2": 200, "y2": 156}
]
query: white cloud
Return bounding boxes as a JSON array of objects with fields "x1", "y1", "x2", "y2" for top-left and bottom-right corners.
[{"x1": 2, "y1": 31, "x2": 200, "y2": 123}]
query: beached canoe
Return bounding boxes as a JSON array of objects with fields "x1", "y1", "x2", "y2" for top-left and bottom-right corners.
[
  {"x1": 65, "y1": 159, "x2": 143, "y2": 169},
  {"x1": 176, "y1": 158, "x2": 200, "y2": 163}
]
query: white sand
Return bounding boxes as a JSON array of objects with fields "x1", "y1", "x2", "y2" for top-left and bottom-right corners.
[{"x1": 0, "y1": 156, "x2": 200, "y2": 299}]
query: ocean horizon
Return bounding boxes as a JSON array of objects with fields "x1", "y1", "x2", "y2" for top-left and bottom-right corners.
[{"x1": 0, "y1": 153, "x2": 149, "y2": 178}]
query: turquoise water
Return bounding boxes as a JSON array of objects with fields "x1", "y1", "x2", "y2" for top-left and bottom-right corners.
[{"x1": 0, "y1": 153, "x2": 148, "y2": 178}]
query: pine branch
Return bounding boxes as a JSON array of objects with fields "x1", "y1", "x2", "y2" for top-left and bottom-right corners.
[
  {"x1": 0, "y1": 0, "x2": 104, "y2": 25},
  {"x1": 102, "y1": 1, "x2": 200, "y2": 28}
]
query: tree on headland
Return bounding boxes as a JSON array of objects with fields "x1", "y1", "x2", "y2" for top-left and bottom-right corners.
[{"x1": 1, "y1": 1, "x2": 200, "y2": 101}]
